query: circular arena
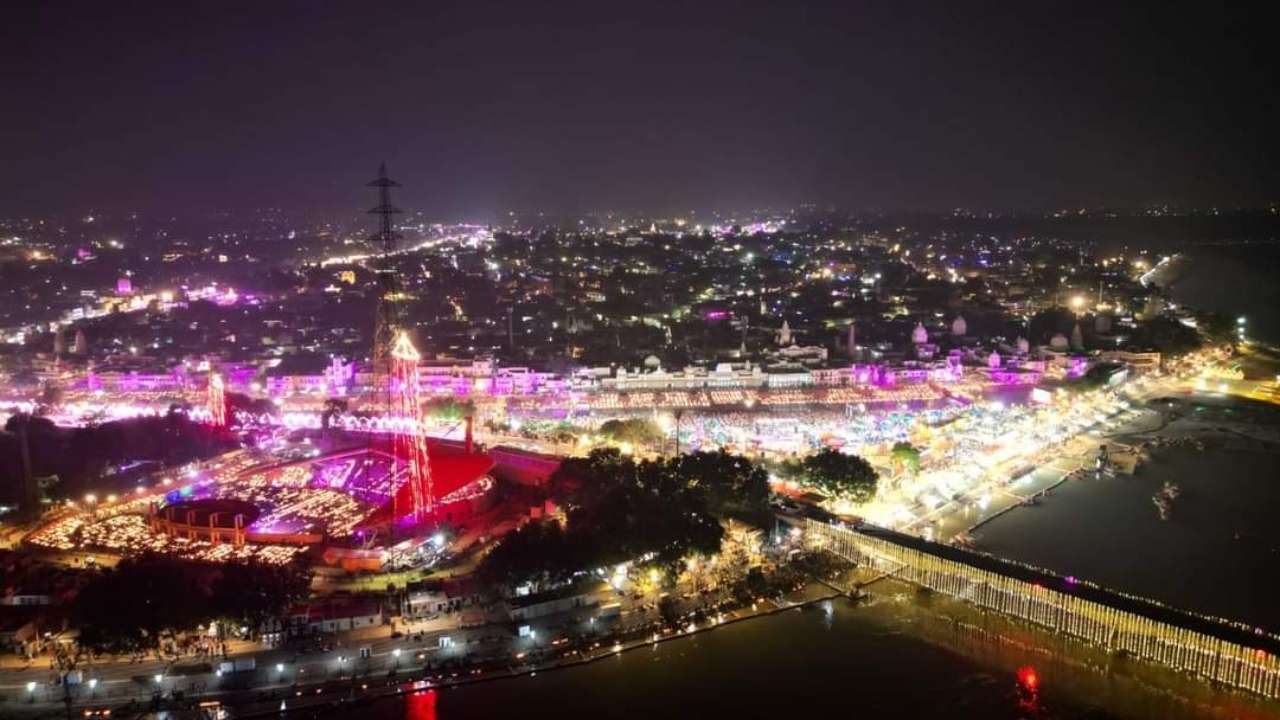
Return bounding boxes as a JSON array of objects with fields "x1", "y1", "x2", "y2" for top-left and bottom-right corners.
[{"x1": 148, "y1": 498, "x2": 260, "y2": 546}]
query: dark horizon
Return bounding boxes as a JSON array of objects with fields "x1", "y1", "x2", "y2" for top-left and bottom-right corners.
[{"x1": 4, "y1": 1, "x2": 1278, "y2": 218}]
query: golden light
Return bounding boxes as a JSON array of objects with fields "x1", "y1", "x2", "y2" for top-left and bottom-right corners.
[{"x1": 390, "y1": 331, "x2": 421, "y2": 362}]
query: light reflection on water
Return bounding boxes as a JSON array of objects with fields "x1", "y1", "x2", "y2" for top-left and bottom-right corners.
[
  {"x1": 975, "y1": 442, "x2": 1280, "y2": 632},
  {"x1": 330, "y1": 587, "x2": 1279, "y2": 720}
]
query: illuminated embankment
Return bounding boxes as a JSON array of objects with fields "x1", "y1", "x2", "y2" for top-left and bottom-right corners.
[{"x1": 803, "y1": 519, "x2": 1280, "y2": 699}]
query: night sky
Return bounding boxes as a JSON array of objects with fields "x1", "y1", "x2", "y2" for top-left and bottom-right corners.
[{"x1": 4, "y1": 1, "x2": 1277, "y2": 217}]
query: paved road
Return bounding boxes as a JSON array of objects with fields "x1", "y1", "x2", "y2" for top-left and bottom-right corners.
[{"x1": 0, "y1": 573, "x2": 741, "y2": 715}]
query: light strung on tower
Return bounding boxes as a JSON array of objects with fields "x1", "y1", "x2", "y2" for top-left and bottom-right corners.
[
  {"x1": 390, "y1": 331, "x2": 434, "y2": 520},
  {"x1": 207, "y1": 372, "x2": 227, "y2": 428}
]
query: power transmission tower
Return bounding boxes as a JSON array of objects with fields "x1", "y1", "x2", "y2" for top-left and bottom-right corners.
[{"x1": 369, "y1": 163, "x2": 404, "y2": 379}]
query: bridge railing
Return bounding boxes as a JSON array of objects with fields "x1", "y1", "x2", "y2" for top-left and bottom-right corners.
[{"x1": 805, "y1": 519, "x2": 1280, "y2": 699}]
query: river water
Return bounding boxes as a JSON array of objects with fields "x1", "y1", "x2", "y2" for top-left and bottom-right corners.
[
  {"x1": 974, "y1": 441, "x2": 1280, "y2": 632},
  {"x1": 1166, "y1": 246, "x2": 1280, "y2": 347},
  {"x1": 343, "y1": 587, "x2": 1277, "y2": 720}
]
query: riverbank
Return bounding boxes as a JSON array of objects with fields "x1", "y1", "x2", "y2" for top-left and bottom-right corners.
[
  {"x1": 1, "y1": 582, "x2": 846, "y2": 719},
  {"x1": 225, "y1": 583, "x2": 846, "y2": 720},
  {"x1": 973, "y1": 393, "x2": 1280, "y2": 632},
  {"x1": 0, "y1": 565, "x2": 845, "y2": 719},
  {"x1": 312, "y1": 576, "x2": 1280, "y2": 720}
]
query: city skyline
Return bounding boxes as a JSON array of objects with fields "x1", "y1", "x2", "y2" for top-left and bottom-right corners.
[{"x1": 4, "y1": 4, "x2": 1280, "y2": 718}]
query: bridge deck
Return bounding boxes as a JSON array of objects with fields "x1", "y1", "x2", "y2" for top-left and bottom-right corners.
[{"x1": 850, "y1": 522, "x2": 1280, "y2": 655}]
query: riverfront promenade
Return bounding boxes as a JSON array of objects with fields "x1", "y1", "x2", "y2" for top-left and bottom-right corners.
[{"x1": 0, "y1": 579, "x2": 839, "y2": 718}]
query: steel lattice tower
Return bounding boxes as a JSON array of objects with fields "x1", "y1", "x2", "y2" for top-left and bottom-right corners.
[
  {"x1": 390, "y1": 331, "x2": 434, "y2": 520},
  {"x1": 369, "y1": 163, "x2": 403, "y2": 378}
]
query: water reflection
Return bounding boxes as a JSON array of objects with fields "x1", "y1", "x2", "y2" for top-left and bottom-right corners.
[
  {"x1": 403, "y1": 689, "x2": 437, "y2": 720},
  {"x1": 349, "y1": 589, "x2": 1280, "y2": 720}
]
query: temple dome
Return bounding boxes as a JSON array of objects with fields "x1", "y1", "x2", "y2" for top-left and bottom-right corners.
[{"x1": 911, "y1": 322, "x2": 928, "y2": 344}]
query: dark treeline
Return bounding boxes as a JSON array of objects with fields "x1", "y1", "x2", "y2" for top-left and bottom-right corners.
[
  {"x1": 479, "y1": 449, "x2": 770, "y2": 588},
  {"x1": 0, "y1": 412, "x2": 234, "y2": 506},
  {"x1": 73, "y1": 555, "x2": 312, "y2": 655}
]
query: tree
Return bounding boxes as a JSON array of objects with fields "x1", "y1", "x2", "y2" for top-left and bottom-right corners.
[
  {"x1": 1130, "y1": 316, "x2": 1203, "y2": 355},
  {"x1": 670, "y1": 450, "x2": 771, "y2": 523},
  {"x1": 53, "y1": 642, "x2": 89, "y2": 719},
  {"x1": 658, "y1": 596, "x2": 681, "y2": 627},
  {"x1": 226, "y1": 392, "x2": 276, "y2": 420},
  {"x1": 478, "y1": 519, "x2": 577, "y2": 587},
  {"x1": 73, "y1": 557, "x2": 216, "y2": 656},
  {"x1": 741, "y1": 567, "x2": 769, "y2": 599},
  {"x1": 6, "y1": 414, "x2": 232, "y2": 502},
  {"x1": 422, "y1": 397, "x2": 475, "y2": 421},
  {"x1": 890, "y1": 442, "x2": 921, "y2": 477},
  {"x1": 210, "y1": 562, "x2": 312, "y2": 636},
  {"x1": 72, "y1": 556, "x2": 309, "y2": 655},
  {"x1": 1196, "y1": 311, "x2": 1237, "y2": 345},
  {"x1": 481, "y1": 448, "x2": 746, "y2": 588},
  {"x1": 799, "y1": 448, "x2": 878, "y2": 503},
  {"x1": 597, "y1": 418, "x2": 663, "y2": 447}
]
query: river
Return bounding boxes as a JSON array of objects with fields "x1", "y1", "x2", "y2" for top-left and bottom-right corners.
[
  {"x1": 331, "y1": 585, "x2": 1277, "y2": 720},
  {"x1": 973, "y1": 395, "x2": 1280, "y2": 633},
  {"x1": 1165, "y1": 245, "x2": 1280, "y2": 347},
  {"x1": 973, "y1": 444, "x2": 1280, "y2": 632}
]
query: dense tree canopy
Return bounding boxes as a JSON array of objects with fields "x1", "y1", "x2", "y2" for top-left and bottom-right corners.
[
  {"x1": 1129, "y1": 316, "x2": 1203, "y2": 354},
  {"x1": 480, "y1": 449, "x2": 770, "y2": 588},
  {"x1": 890, "y1": 442, "x2": 921, "y2": 476},
  {"x1": 597, "y1": 418, "x2": 663, "y2": 447},
  {"x1": 799, "y1": 448, "x2": 878, "y2": 503},
  {"x1": 0, "y1": 413, "x2": 234, "y2": 506},
  {"x1": 72, "y1": 556, "x2": 310, "y2": 654},
  {"x1": 669, "y1": 450, "x2": 771, "y2": 524}
]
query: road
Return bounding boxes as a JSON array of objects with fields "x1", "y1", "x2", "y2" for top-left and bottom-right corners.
[{"x1": 0, "y1": 558, "x2": 761, "y2": 716}]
